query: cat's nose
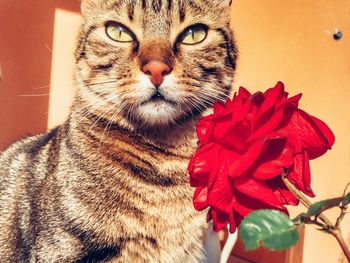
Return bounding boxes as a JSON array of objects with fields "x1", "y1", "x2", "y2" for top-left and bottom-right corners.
[{"x1": 142, "y1": 61, "x2": 171, "y2": 87}]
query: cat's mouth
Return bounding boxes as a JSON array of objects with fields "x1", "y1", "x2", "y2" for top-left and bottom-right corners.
[{"x1": 142, "y1": 91, "x2": 176, "y2": 105}]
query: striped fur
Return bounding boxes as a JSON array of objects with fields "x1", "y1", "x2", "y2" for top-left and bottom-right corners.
[{"x1": 0, "y1": 0, "x2": 237, "y2": 262}]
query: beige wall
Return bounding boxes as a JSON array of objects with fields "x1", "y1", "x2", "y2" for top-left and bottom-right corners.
[
  {"x1": 1, "y1": 1, "x2": 350, "y2": 262},
  {"x1": 47, "y1": 8, "x2": 81, "y2": 129}
]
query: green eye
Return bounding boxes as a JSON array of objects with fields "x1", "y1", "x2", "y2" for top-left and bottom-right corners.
[
  {"x1": 106, "y1": 23, "x2": 133, "y2": 42},
  {"x1": 181, "y1": 25, "x2": 208, "y2": 45}
]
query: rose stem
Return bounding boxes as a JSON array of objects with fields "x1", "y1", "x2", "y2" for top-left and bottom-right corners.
[
  {"x1": 331, "y1": 229, "x2": 350, "y2": 262},
  {"x1": 281, "y1": 176, "x2": 333, "y2": 226},
  {"x1": 281, "y1": 175, "x2": 350, "y2": 262}
]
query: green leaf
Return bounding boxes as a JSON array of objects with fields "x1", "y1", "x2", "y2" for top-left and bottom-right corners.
[
  {"x1": 342, "y1": 192, "x2": 350, "y2": 206},
  {"x1": 307, "y1": 197, "x2": 344, "y2": 217},
  {"x1": 292, "y1": 213, "x2": 311, "y2": 225},
  {"x1": 239, "y1": 210, "x2": 299, "y2": 251}
]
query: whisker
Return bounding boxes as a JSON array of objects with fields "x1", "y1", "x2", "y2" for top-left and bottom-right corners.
[
  {"x1": 33, "y1": 84, "x2": 50, "y2": 90},
  {"x1": 85, "y1": 94, "x2": 119, "y2": 138},
  {"x1": 99, "y1": 100, "x2": 128, "y2": 147},
  {"x1": 18, "y1": 93, "x2": 50, "y2": 97},
  {"x1": 44, "y1": 44, "x2": 53, "y2": 54},
  {"x1": 85, "y1": 79, "x2": 117, "y2": 87},
  {"x1": 68, "y1": 93, "x2": 121, "y2": 138}
]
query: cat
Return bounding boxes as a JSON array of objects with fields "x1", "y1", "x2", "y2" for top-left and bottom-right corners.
[{"x1": 0, "y1": 0, "x2": 237, "y2": 262}]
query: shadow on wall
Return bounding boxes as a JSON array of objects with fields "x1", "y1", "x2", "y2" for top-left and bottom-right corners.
[{"x1": 0, "y1": 1, "x2": 80, "y2": 150}]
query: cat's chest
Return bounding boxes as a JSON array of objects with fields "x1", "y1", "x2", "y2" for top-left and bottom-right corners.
[
  {"x1": 63, "y1": 140, "x2": 205, "y2": 261},
  {"x1": 110, "y1": 191, "x2": 206, "y2": 263}
]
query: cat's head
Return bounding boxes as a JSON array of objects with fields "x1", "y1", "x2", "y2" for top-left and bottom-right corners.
[{"x1": 75, "y1": 0, "x2": 237, "y2": 130}]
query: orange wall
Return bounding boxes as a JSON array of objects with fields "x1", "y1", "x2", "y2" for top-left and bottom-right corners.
[
  {"x1": 0, "y1": 1, "x2": 54, "y2": 149},
  {"x1": 0, "y1": 1, "x2": 80, "y2": 149},
  {"x1": 231, "y1": 1, "x2": 350, "y2": 262},
  {"x1": 1, "y1": 1, "x2": 350, "y2": 262}
]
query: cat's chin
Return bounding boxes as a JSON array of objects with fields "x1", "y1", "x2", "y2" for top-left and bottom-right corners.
[{"x1": 134, "y1": 100, "x2": 183, "y2": 127}]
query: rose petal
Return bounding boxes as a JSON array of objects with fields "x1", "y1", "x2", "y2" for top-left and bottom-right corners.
[
  {"x1": 287, "y1": 154, "x2": 303, "y2": 190},
  {"x1": 228, "y1": 209, "x2": 238, "y2": 233},
  {"x1": 255, "y1": 82, "x2": 286, "y2": 122},
  {"x1": 233, "y1": 177, "x2": 285, "y2": 209},
  {"x1": 214, "y1": 121, "x2": 251, "y2": 153},
  {"x1": 232, "y1": 196, "x2": 255, "y2": 216},
  {"x1": 307, "y1": 113, "x2": 335, "y2": 147},
  {"x1": 193, "y1": 186, "x2": 209, "y2": 211},
  {"x1": 302, "y1": 150, "x2": 314, "y2": 196},
  {"x1": 267, "y1": 177, "x2": 299, "y2": 206},
  {"x1": 287, "y1": 93, "x2": 302, "y2": 105},
  {"x1": 236, "y1": 86, "x2": 252, "y2": 100},
  {"x1": 207, "y1": 147, "x2": 240, "y2": 213},
  {"x1": 230, "y1": 96, "x2": 253, "y2": 126},
  {"x1": 278, "y1": 188, "x2": 299, "y2": 206},
  {"x1": 213, "y1": 100, "x2": 230, "y2": 117},
  {"x1": 208, "y1": 158, "x2": 234, "y2": 213},
  {"x1": 233, "y1": 190, "x2": 288, "y2": 216},
  {"x1": 253, "y1": 138, "x2": 294, "y2": 180},
  {"x1": 189, "y1": 143, "x2": 218, "y2": 186},
  {"x1": 248, "y1": 106, "x2": 287, "y2": 142},
  {"x1": 229, "y1": 139, "x2": 267, "y2": 177},
  {"x1": 287, "y1": 151, "x2": 315, "y2": 197},
  {"x1": 196, "y1": 115, "x2": 215, "y2": 144},
  {"x1": 210, "y1": 208, "x2": 229, "y2": 232},
  {"x1": 286, "y1": 109, "x2": 335, "y2": 159}
]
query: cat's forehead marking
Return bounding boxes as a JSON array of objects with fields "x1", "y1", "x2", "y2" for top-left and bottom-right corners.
[
  {"x1": 178, "y1": 1, "x2": 186, "y2": 22},
  {"x1": 114, "y1": 0, "x2": 208, "y2": 22},
  {"x1": 88, "y1": 0, "x2": 227, "y2": 41},
  {"x1": 127, "y1": 1, "x2": 136, "y2": 20},
  {"x1": 150, "y1": 0, "x2": 163, "y2": 13}
]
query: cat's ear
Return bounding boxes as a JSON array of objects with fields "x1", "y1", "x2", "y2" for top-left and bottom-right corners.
[
  {"x1": 222, "y1": 0, "x2": 233, "y2": 7},
  {"x1": 218, "y1": 0, "x2": 233, "y2": 9}
]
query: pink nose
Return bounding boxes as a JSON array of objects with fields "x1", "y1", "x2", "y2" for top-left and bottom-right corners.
[{"x1": 142, "y1": 61, "x2": 171, "y2": 87}]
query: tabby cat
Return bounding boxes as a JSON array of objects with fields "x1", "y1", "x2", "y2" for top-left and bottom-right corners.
[{"x1": 0, "y1": 0, "x2": 237, "y2": 262}]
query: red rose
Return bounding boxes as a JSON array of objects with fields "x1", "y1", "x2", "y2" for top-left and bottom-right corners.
[{"x1": 188, "y1": 82, "x2": 335, "y2": 233}]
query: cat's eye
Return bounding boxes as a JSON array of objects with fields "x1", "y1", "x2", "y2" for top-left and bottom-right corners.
[
  {"x1": 106, "y1": 22, "x2": 134, "y2": 43},
  {"x1": 180, "y1": 24, "x2": 208, "y2": 45}
]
